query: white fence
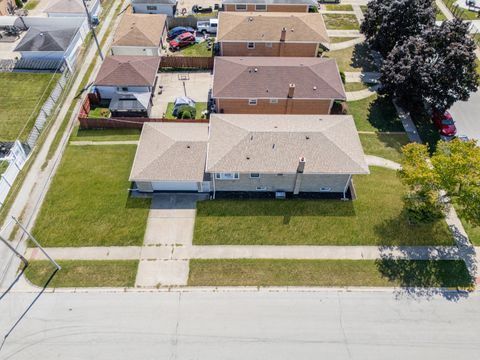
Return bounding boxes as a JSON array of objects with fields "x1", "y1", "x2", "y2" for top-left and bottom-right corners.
[{"x1": 0, "y1": 141, "x2": 28, "y2": 207}]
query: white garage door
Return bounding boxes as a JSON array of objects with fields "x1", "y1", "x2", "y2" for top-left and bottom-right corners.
[{"x1": 152, "y1": 181, "x2": 198, "y2": 192}]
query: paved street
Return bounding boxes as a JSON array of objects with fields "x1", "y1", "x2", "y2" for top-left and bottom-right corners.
[
  {"x1": 0, "y1": 290, "x2": 480, "y2": 359},
  {"x1": 449, "y1": 89, "x2": 480, "y2": 142}
]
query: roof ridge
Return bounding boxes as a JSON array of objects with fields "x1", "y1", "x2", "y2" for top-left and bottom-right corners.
[
  {"x1": 212, "y1": 58, "x2": 249, "y2": 96},
  {"x1": 296, "y1": 13, "x2": 329, "y2": 43},
  {"x1": 305, "y1": 64, "x2": 345, "y2": 99}
]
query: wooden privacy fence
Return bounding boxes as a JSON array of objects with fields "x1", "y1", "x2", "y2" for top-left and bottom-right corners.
[
  {"x1": 159, "y1": 56, "x2": 214, "y2": 69},
  {"x1": 169, "y1": 15, "x2": 216, "y2": 28}
]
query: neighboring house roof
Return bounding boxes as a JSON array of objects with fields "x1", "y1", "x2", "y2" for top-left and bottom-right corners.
[
  {"x1": 223, "y1": 0, "x2": 316, "y2": 5},
  {"x1": 217, "y1": 12, "x2": 328, "y2": 43},
  {"x1": 132, "y1": 0, "x2": 176, "y2": 4},
  {"x1": 94, "y1": 56, "x2": 160, "y2": 87},
  {"x1": 129, "y1": 123, "x2": 209, "y2": 182},
  {"x1": 14, "y1": 27, "x2": 78, "y2": 52},
  {"x1": 213, "y1": 57, "x2": 345, "y2": 100},
  {"x1": 206, "y1": 114, "x2": 369, "y2": 175},
  {"x1": 112, "y1": 13, "x2": 167, "y2": 47},
  {"x1": 45, "y1": 0, "x2": 86, "y2": 13}
]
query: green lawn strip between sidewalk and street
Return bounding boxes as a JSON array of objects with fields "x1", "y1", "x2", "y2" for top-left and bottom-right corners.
[
  {"x1": 188, "y1": 259, "x2": 472, "y2": 287},
  {"x1": 359, "y1": 132, "x2": 409, "y2": 163},
  {"x1": 194, "y1": 167, "x2": 453, "y2": 246},
  {"x1": 322, "y1": 14, "x2": 360, "y2": 30},
  {"x1": 347, "y1": 94, "x2": 404, "y2": 132},
  {"x1": 32, "y1": 145, "x2": 150, "y2": 247},
  {"x1": 24, "y1": 260, "x2": 138, "y2": 287}
]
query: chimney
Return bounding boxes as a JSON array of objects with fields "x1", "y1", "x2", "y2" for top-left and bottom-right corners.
[
  {"x1": 280, "y1": 27, "x2": 287, "y2": 42},
  {"x1": 293, "y1": 157, "x2": 306, "y2": 195},
  {"x1": 297, "y1": 157, "x2": 305, "y2": 173},
  {"x1": 287, "y1": 83, "x2": 295, "y2": 98}
]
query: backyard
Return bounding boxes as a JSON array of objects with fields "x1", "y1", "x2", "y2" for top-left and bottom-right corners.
[
  {"x1": 193, "y1": 167, "x2": 453, "y2": 246},
  {"x1": 32, "y1": 145, "x2": 151, "y2": 247},
  {"x1": 164, "y1": 102, "x2": 208, "y2": 119},
  {"x1": 70, "y1": 126, "x2": 141, "y2": 142},
  {"x1": 0, "y1": 72, "x2": 60, "y2": 142}
]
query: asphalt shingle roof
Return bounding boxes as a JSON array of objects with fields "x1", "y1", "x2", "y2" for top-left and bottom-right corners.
[
  {"x1": 94, "y1": 56, "x2": 160, "y2": 87},
  {"x1": 14, "y1": 27, "x2": 78, "y2": 52},
  {"x1": 113, "y1": 13, "x2": 167, "y2": 47}
]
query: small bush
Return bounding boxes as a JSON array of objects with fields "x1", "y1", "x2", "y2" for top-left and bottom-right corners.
[
  {"x1": 15, "y1": 0, "x2": 23, "y2": 8},
  {"x1": 177, "y1": 105, "x2": 196, "y2": 119},
  {"x1": 340, "y1": 71, "x2": 346, "y2": 84},
  {"x1": 403, "y1": 191, "x2": 445, "y2": 224}
]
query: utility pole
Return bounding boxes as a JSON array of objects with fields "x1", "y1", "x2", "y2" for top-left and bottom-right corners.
[{"x1": 81, "y1": 0, "x2": 104, "y2": 60}]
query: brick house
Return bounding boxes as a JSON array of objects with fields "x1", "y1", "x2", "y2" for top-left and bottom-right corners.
[
  {"x1": 212, "y1": 57, "x2": 345, "y2": 114},
  {"x1": 216, "y1": 12, "x2": 329, "y2": 57},
  {"x1": 129, "y1": 114, "x2": 369, "y2": 198},
  {"x1": 222, "y1": 0, "x2": 316, "y2": 12}
]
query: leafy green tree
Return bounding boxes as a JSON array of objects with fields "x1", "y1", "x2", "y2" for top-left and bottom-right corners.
[
  {"x1": 361, "y1": 0, "x2": 435, "y2": 57},
  {"x1": 380, "y1": 19, "x2": 479, "y2": 113}
]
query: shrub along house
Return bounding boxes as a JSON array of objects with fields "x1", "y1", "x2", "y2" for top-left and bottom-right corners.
[
  {"x1": 111, "y1": 13, "x2": 168, "y2": 56},
  {"x1": 92, "y1": 56, "x2": 161, "y2": 117},
  {"x1": 222, "y1": 0, "x2": 317, "y2": 13},
  {"x1": 216, "y1": 12, "x2": 329, "y2": 57},
  {"x1": 130, "y1": 114, "x2": 369, "y2": 198},
  {"x1": 212, "y1": 57, "x2": 345, "y2": 114}
]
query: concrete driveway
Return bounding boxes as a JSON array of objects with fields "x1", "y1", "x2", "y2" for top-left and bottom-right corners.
[
  {"x1": 449, "y1": 89, "x2": 480, "y2": 142},
  {"x1": 151, "y1": 71, "x2": 212, "y2": 117},
  {"x1": 135, "y1": 193, "x2": 207, "y2": 287}
]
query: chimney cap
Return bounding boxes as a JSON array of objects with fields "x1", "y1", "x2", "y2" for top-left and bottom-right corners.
[
  {"x1": 299, "y1": 156, "x2": 306, "y2": 162},
  {"x1": 289, "y1": 83, "x2": 295, "y2": 88}
]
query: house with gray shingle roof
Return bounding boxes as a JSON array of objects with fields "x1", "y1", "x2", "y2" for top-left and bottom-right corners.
[
  {"x1": 222, "y1": 0, "x2": 317, "y2": 13},
  {"x1": 45, "y1": 0, "x2": 102, "y2": 18},
  {"x1": 130, "y1": 114, "x2": 368, "y2": 197}
]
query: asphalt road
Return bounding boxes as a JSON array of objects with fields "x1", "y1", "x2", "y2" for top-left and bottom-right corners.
[
  {"x1": 0, "y1": 290, "x2": 479, "y2": 359},
  {"x1": 449, "y1": 89, "x2": 480, "y2": 142}
]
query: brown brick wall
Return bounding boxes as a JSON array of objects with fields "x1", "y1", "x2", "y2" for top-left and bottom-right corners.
[
  {"x1": 219, "y1": 42, "x2": 317, "y2": 57},
  {"x1": 216, "y1": 98, "x2": 332, "y2": 114},
  {"x1": 223, "y1": 4, "x2": 308, "y2": 12}
]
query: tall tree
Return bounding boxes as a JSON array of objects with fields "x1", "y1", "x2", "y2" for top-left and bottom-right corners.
[
  {"x1": 361, "y1": 0, "x2": 435, "y2": 57},
  {"x1": 380, "y1": 19, "x2": 479, "y2": 113}
]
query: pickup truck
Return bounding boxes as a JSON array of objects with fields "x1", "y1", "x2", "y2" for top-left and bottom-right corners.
[{"x1": 196, "y1": 19, "x2": 218, "y2": 34}]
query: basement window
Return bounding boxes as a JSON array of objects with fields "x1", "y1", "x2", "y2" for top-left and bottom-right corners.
[
  {"x1": 248, "y1": 99, "x2": 257, "y2": 105},
  {"x1": 250, "y1": 173, "x2": 260, "y2": 178},
  {"x1": 247, "y1": 42, "x2": 255, "y2": 49},
  {"x1": 146, "y1": 5, "x2": 157, "y2": 10},
  {"x1": 256, "y1": 186, "x2": 267, "y2": 191},
  {"x1": 319, "y1": 187, "x2": 332, "y2": 192},
  {"x1": 215, "y1": 173, "x2": 240, "y2": 180}
]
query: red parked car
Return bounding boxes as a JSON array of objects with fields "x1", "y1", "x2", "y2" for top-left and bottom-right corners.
[
  {"x1": 432, "y1": 111, "x2": 457, "y2": 138},
  {"x1": 169, "y1": 32, "x2": 196, "y2": 51}
]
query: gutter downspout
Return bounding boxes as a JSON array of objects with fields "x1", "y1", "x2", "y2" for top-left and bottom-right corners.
[
  {"x1": 342, "y1": 174, "x2": 352, "y2": 200},
  {"x1": 212, "y1": 172, "x2": 216, "y2": 199}
]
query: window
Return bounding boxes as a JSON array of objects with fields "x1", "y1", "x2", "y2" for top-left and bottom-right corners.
[
  {"x1": 265, "y1": 42, "x2": 273, "y2": 48},
  {"x1": 247, "y1": 42, "x2": 255, "y2": 49},
  {"x1": 146, "y1": 5, "x2": 157, "y2": 10},
  {"x1": 256, "y1": 186, "x2": 267, "y2": 191},
  {"x1": 117, "y1": 87, "x2": 128, "y2": 92},
  {"x1": 319, "y1": 187, "x2": 332, "y2": 192},
  {"x1": 235, "y1": 4, "x2": 247, "y2": 10},
  {"x1": 255, "y1": 4, "x2": 266, "y2": 11},
  {"x1": 215, "y1": 173, "x2": 239, "y2": 180},
  {"x1": 276, "y1": 173, "x2": 284, "y2": 176},
  {"x1": 248, "y1": 99, "x2": 257, "y2": 106},
  {"x1": 269, "y1": 99, "x2": 278, "y2": 104},
  {"x1": 250, "y1": 173, "x2": 260, "y2": 178}
]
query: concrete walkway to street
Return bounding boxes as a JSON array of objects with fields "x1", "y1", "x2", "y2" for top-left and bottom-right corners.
[
  {"x1": 346, "y1": 86, "x2": 380, "y2": 101},
  {"x1": 70, "y1": 140, "x2": 139, "y2": 146},
  {"x1": 328, "y1": 36, "x2": 364, "y2": 51},
  {"x1": 345, "y1": 72, "x2": 381, "y2": 83},
  {"x1": 327, "y1": 29, "x2": 361, "y2": 37},
  {"x1": 365, "y1": 155, "x2": 401, "y2": 170},
  {"x1": 392, "y1": 100, "x2": 423, "y2": 143}
]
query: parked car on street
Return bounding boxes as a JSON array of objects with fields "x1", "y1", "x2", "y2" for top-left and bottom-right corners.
[
  {"x1": 167, "y1": 26, "x2": 195, "y2": 40},
  {"x1": 432, "y1": 111, "x2": 457, "y2": 138},
  {"x1": 169, "y1": 32, "x2": 196, "y2": 51},
  {"x1": 197, "y1": 19, "x2": 218, "y2": 34},
  {"x1": 192, "y1": 5, "x2": 213, "y2": 13}
]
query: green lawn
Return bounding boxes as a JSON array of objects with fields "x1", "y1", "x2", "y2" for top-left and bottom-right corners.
[
  {"x1": 0, "y1": 160, "x2": 8, "y2": 175},
  {"x1": 70, "y1": 126, "x2": 141, "y2": 142},
  {"x1": 410, "y1": 112, "x2": 441, "y2": 153},
  {"x1": 188, "y1": 259, "x2": 472, "y2": 287},
  {"x1": 32, "y1": 145, "x2": 151, "y2": 247},
  {"x1": 193, "y1": 167, "x2": 453, "y2": 246},
  {"x1": 360, "y1": 5, "x2": 368, "y2": 13},
  {"x1": 344, "y1": 82, "x2": 374, "y2": 91},
  {"x1": 24, "y1": 260, "x2": 138, "y2": 287},
  {"x1": 322, "y1": 14, "x2": 360, "y2": 30},
  {"x1": 329, "y1": 37, "x2": 359, "y2": 43},
  {"x1": 359, "y1": 133, "x2": 409, "y2": 163},
  {"x1": 88, "y1": 107, "x2": 111, "y2": 118},
  {"x1": 443, "y1": 0, "x2": 479, "y2": 20},
  {"x1": 347, "y1": 94, "x2": 404, "y2": 132},
  {"x1": 180, "y1": 41, "x2": 213, "y2": 57},
  {"x1": 435, "y1": 3, "x2": 447, "y2": 21},
  {"x1": 476, "y1": 58, "x2": 480, "y2": 76},
  {"x1": 323, "y1": 44, "x2": 378, "y2": 73},
  {"x1": 325, "y1": 4, "x2": 353, "y2": 11},
  {"x1": 164, "y1": 102, "x2": 208, "y2": 119},
  {"x1": 0, "y1": 72, "x2": 60, "y2": 141},
  {"x1": 24, "y1": 0, "x2": 39, "y2": 9}
]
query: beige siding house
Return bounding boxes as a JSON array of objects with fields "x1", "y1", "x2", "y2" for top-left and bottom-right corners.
[
  {"x1": 222, "y1": 0, "x2": 316, "y2": 12},
  {"x1": 212, "y1": 57, "x2": 346, "y2": 114},
  {"x1": 111, "y1": 13, "x2": 168, "y2": 56},
  {"x1": 130, "y1": 114, "x2": 369, "y2": 198},
  {"x1": 216, "y1": 12, "x2": 329, "y2": 57}
]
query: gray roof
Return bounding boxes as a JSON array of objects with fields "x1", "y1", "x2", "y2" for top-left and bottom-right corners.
[
  {"x1": 45, "y1": 0, "x2": 86, "y2": 13},
  {"x1": 129, "y1": 123, "x2": 209, "y2": 182},
  {"x1": 132, "y1": 0, "x2": 176, "y2": 4},
  {"x1": 222, "y1": 0, "x2": 316, "y2": 5},
  {"x1": 110, "y1": 92, "x2": 150, "y2": 111},
  {"x1": 14, "y1": 26, "x2": 78, "y2": 52},
  {"x1": 207, "y1": 114, "x2": 369, "y2": 175}
]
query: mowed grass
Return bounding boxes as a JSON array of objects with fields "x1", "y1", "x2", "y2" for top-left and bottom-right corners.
[
  {"x1": 0, "y1": 160, "x2": 8, "y2": 175},
  {"x1": 0, "y1": 72, "x2": 60, "y2": 141},
  {"x1": 323, "y1": 44, "x2": 378, "y2": 73},
  {"x1": 325, "y1": 4, "x2": 353, "y2": 11},
  {"x1": 348, "y1": 94, "x2": 404, "y2": 132},
  {"x1": 24, "y1": 260, "x2": 138, "y2": 287},
  {"x1": 359, "y1": 133, "x2": 409, "y2": 163},
  {"x1": 188, "y1": 259, "x2": 472, "y2": 287},
  {"x1": 70, "y1": 126, "x2": 141, "y2": 142},
  {"x1": 329, "y1": 36, "x2": 359, "y2": 43},
  {"x1": 165, "y1": 102, "x2": 208, "y2": 119},
  {"x1": 32, "y1": 145, "x2": 151, "y2": 247},
  {"x1": 193, "y1": 167, "x2": 453, "y2": 246},
  {"x1": 179, "y1": 41, "x2": 213, "y2": 56},
  {"x1": 322, "y1": 14, "x2": 360, "y2": 30}
]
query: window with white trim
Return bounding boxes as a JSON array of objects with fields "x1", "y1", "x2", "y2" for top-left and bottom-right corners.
[
  {"x1": 269, "y1": 98, "x2": 278, "y2": 104},
  {"x1": 247, "y1": 42, "x2": 255, "y2": 49},
  {"x1": 319, "y1": 187, "x2": 332, "y2": 192},
  {"x1": 248, "y1": 99, "x2": 257, "y2": 105},
  {"x1": 250, "y1": 173, "x2": 260, "y2": 178},
  {"x1": 235, "y1": 4, "x2": 247, "y2": 10},
  {"x1": 255, "y1": 4, "x2": 267, "y2": 11},
  {"x1": 256, "y1": 186, "x2": 267, "y2": 191},
  {"x1": 265, "y1": 42, "x2": 273, "y2": 48},
  {"x1": 215, "y1": 173, "x2": 239, "y2": 180}
]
